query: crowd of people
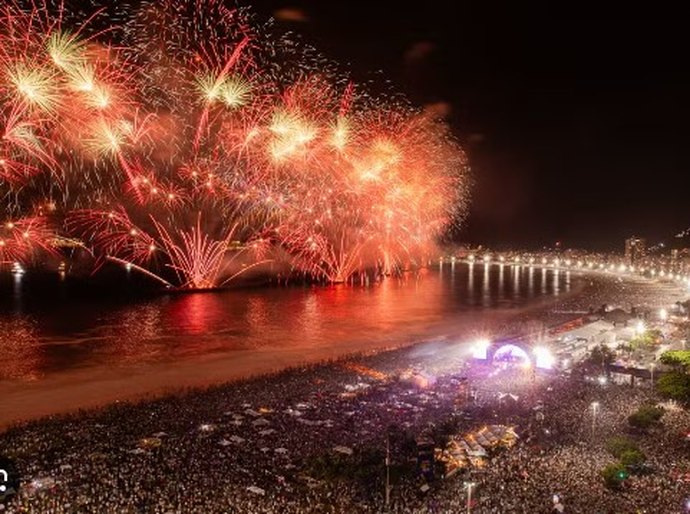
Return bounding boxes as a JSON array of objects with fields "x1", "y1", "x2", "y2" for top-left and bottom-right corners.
[
  {"x1": 2, "y1": 327, "x2": 689, "y2": 513},
  {"x1": 403, "y1": 373, "x2": 690, "y2": 513}
]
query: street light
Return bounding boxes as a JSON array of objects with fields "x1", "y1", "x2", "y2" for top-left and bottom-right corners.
[
  {"x1": 385, "y1": 432, "x2": 391, "y2": 506},
  {"x1": 464, "y1": 481, "x2": 476, "y2": 513},
  {"x1": 591, "y1": 401, "x2": 600, "y2": 436}
]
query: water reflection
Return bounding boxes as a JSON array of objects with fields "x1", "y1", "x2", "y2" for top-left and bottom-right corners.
[
  {"x1": 528, "y1": 266, "x2": 534, "y2": 297},
  {"x1": 0, "y1": 264, "x2": 578, "y2": 382},
  {"x1": 168, "y1": 293, "x2": 225, "y2": 336},
  {"x1": 512, "y1": 264, "x2": 521, "y2": 299},
  {"x1": 0, "y1": 317, "x2": 41, "y2": 380},
  {"x1": 482, "y1": 264, "x2": 490, "y2": 306},
  {"x1": 553, "y1": 269, "x2": 560, "y2": 295}
]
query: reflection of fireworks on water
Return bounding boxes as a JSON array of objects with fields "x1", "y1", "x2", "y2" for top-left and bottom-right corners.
[{"x1": 1, "y1": 1, "x2": 469, "y2": 287}]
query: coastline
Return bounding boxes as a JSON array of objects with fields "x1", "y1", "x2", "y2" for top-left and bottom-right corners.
[
  {"x1": 1, "y1": 268, "x2": 683, "y2": 430},
  {"x1": 3, "y1": 271, "x2": 687, "y2": 513},
  {"x1": 0, "y1": 272, "x2": 587, "y2": 430}
]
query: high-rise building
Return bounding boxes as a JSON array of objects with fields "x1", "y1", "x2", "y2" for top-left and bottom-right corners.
[
  {"x1": 624, "y1": 237, "x2": 646, "y2": 264},
  {"x1": 671, "y1": 248, "x2": 690, "y2": 271}
]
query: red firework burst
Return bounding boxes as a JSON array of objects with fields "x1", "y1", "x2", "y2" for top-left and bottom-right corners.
[{"x1": 1, "y1": 0, "x2": 469, "y2": 286}]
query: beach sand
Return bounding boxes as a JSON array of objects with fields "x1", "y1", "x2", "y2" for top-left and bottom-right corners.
[{"x1": 1, "y1": 271, "x2": 682, "y2": 429}]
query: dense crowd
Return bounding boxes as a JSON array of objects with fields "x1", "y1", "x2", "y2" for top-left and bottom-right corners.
[
  {"x1": 2, "y1": 332, "x2": 689, "y2": 513},
  {"x1": 406, "y1": 374, "x2": 690, "y2": 513},
  {"x1": 1, "y1": 272, "x2": 688, "y2": 513}
]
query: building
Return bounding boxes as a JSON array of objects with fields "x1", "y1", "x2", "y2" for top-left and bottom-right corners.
[
  {"x1": 671, "y1": 248, "x2": 690, "y2": 274},
  {"x1": 671, "y1": 248, "x2": 690, "y2": 262},
  {"x1": 624, "y1": 237, "x2": 646, "y2": 265}
]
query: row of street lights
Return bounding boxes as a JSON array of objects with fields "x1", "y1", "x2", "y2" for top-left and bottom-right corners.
[{"x1": 445, "y1": 254, "x2": 690, "y2": 289}]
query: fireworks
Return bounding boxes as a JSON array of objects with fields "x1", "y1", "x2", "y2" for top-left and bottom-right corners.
[
  {"x1": 0, "y1": 216, "x2": 55, "y2": 267},
  {"x1": 0, "y1": 0, "x2": 469, "y2": 288},
  {"x1": 68, "y1": 192, "x2": 271, "y2": 289}
]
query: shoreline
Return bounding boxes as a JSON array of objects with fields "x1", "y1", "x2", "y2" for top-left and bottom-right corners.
[
  {"x1": 2, "y1": 271, "x2": 688, "y2": 513},
  {"x1": 0, "y1": 277, "x2": 588, "y2": 430},
  {"x1": 1, "y1": 269, "x2": 684, "y2": 430}
]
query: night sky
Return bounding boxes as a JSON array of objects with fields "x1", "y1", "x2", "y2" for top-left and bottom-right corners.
[{"x1": 251, "y1": 3, "x2": 690, "y2": 251}]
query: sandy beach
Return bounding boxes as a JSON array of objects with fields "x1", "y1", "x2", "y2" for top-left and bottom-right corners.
[
  {"x1": 1, "y1": 269, "x2": 684, "y2": 429},
  {"x1": 0, "y1": 286, "x2": 582, "y2": 428}
]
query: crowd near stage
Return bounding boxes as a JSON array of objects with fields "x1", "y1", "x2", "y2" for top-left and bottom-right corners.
[{"x1": 2, "y1": 315, "x2": 689, "y2": 513}]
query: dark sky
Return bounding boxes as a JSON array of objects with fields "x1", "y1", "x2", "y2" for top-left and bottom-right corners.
[{"x1": 249, "y1": 3, "x2": 690, "y2": 251}]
